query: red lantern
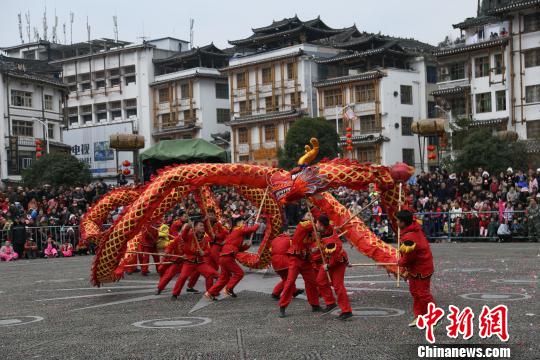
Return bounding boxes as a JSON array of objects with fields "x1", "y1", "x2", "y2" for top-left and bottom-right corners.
[
  {"x1": 36, "y1": 146, "x2": 43, "y2": 152},
  {"x1": 427, "y1": 144, "x2": 436, "y2": 152},
  {"x1": 346, "y1": 145, "x2": 353, "y2": 151},
  {"x1": 122, "y1": 169, "x2": 131, "y2": 175},
  {"x1": 390, "y1": 162, "x2": 414, "y2": 183},
  {"x1": 122, "y1": 160, "x2": 131, "y2": 167},
  {"x1": 440, "y1": 143, "x2": 447, "y2": 149},
  {"x1": 36, "y1": 153, "x2": 42, "y2": 158},
  {"x1": 428, "y1": 153, "x2": 437, "y2": 160},
  {"x1": 346, "y1": 127, "x2": 352, "y2": 132},
  {"x1": 346, "y1": 133, "x2": 352, "y2": 138}
]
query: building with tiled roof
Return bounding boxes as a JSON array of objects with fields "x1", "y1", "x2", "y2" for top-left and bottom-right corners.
[{"x1": 433, "y1": 0, "x2": 540, "y2": 159}]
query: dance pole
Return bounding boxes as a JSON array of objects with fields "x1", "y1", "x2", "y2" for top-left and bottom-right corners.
[
  {"x1": 396, "y1": 182, "x2": 403, "y2": 288},
  {"x1": 248, "y1": 186, "x2": 269, "y2": 243},
  {"x1": 305, "y1": 199, "x2": 332, "y2": 283},
  {"x1": 124, "y1": 262, "x2": 174, "y2": 267},
  {"x1": 348, "y1": 262, "x2": 397, "y2": 267},
  {"x1": 336, "y1": 198, "x2": 379, "y2": 230},
  {"x1": 127, "y1": 250, "x2": 184, "y2": 259}
]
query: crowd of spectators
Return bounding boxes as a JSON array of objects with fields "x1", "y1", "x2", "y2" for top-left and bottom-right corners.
[{"x1": 2, "y1": 166, "x2": 539, "y2": 262}]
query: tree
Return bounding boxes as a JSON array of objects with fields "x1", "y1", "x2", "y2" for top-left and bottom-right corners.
[
  {"x1": 22, "y1": 153, "x2": 92, "y2": 188},
  {"x1": 278, "y1": 117, "x2": 340, "y2": 169},
  {"x1": 453, "y1": 128, "x2": 528, "y2": 174}
]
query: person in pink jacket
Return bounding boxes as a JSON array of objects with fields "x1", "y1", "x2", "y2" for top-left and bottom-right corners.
[
  {"x1": 0, "y1": 240, "x2": 19, "y2": 261},
  {"x1": 60, "y1": 241, "x2": 73, "y2": 257},
  {"x1": 43, "y1": 237, "x2": 58, "y2": 258}
]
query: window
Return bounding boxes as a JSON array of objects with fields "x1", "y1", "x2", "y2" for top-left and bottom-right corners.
[
  {"x1": 216, "y1": 83, "x2": 229, "y2": 99},
  {"x1": 126, "y1": 108, "x2": 137, "y2": 117},
  {"x1": 264, "y1": 124, "x2": 276, "y2": 142},
  {"x1": 109, "y1": 68, "x2": 120, "y2": 77},
  {"x1": 236, "y1": 72, "x2": 246, "y2": 89},
  {"x1": 527, "y1": 120, "x2": 540, "y2": 138},
  {"x1": 125, "y1": 76, "x2": 136, "y2": 85},
  {"x1": 525, "y1": 48, "x2": 540, "y2": 68},
  {"x1": 238, "y1": 127, "x2": 248, "y2": 143},
  {"x1": 82, "y1": 114, "x2": 92, "y2": 123},
  {"x1": 12, "y1": 120, "x2": 33, "y2": 137},
  {"x1": 68, "y1": 107, "x2": 78, "y2": 126},
  {"x1": 79, "y1": 73, "x2": 90, "y2": 82},
  {"x1": 291, "y1": 92, "x2": 301, "y2": 108},
  {"x1": 428, "y1": 101, "x2": 437, "y2": 118},
  {"x1": 216, "y1": 109, "x2": 230, "y2": 123},
  {"x1": 48, "y1": 124, "x2": 54, "y2": 139},
  {"x1": 239, "y1": 101, "x2": 251, "y2": 116},
  {"x1": 446, "y1": 62, "x2": 466, "y2": 81},
  {"x1": 96, "y1": 80, "x2": 106, "y2": 88},
  {"x1": 427, "y1": 66, "x2": 437, "y2": 83},
  {"x1": 64, "y1": 75, "x2": 76, "y2": 84},
  {"x1": 109, "y1": 101, "x2": 121, "y2": 119},
  {"x1": 400, "y1": 85, "x2": 413, "y2": 104},
  {"x1": 359, "y1": 115, "x2": 380, "y2": 134},
  {"x1": 262, "y1": 67, "x2": 272, "y2": 84},
  {"x1": 475, "y1": 56, "x2": 490, "y2": 78},
  {"x1": 11, "y1": 90, "x2": 32, "y2": 107},
  {"x1": 68, "y1": 85, "x2": 77, "y2": 93},
  {"x1": 401, "y1": 117, "x2": 413, "y2": 136},
  {"x1": 355, "y1": 84, "x2": 375, "y2": 103},
  {"x1": 81, "y1": 82, "x2": 92, "y2": 91},
  {"x1": 451, "y1": 98, "x2": 466, "y2": 116},
  {"x1": 123, "y1": 65, "x2": 135, "y2": 74},
  {"x1": 358, "y1": 146, "x2": 377, "y2": 163},
  {"x1": 158, "y1": 88, "x2": 170, "y2": 103},
  {"x1": 526, "y1": 84, "x2": 540, "y2": 103},
  {"x1": 496, "y1": 90, "x2": 506, "y2": 111},
  {"x1": 162, "y1": 113, "x2": 176, "y2": 128},
  {"x1": 110, "y1": 78, "x2": 120, "y2": 87},
  {"x1": 80, "y1": 105, "x2": 92, "y2": 114},
  {"x1": 94, "y1": 71, "x2": 105, "y2": 79},
  {"x1": 124, "y1": 99, "x2": 137, "y2": 108},
  {"x1": 44, "y1": 94, "x2": 53, "y2": 110},
  {"x1": 476, "y1": 92, "x2": 492, "y2": 113},
  {"x1": 402, "y1": 148, "x2": 415, "y2": 166},
  {"x1": 265, "y1": 96, "x2": 278, "y2": 112},
  {"x1": 20, "y1": 153, "x2": 33, "y2": 170},
  {"x1": 238, "y1": 155, "x2": 250, "y2": 162},
  {"x1": 524, "y1": 12, "x2": 540, "y2": 32},
  {"x1": 183, "y1": 110, "x2": 194, "y2": 121},
  {"x1": 494, "y1": 53, "x2": 504, "y2": 74},
  {"x1": 287, "y1": 63, "x2": 295, "y2": 80},
  {"x1": 23, "y1": 50, "x2": 35, "y2": 59},
  {"x1": 181, "y1": 83, "x2": 190, "y2": 99},
  {"x1": 324, "y1": 89, "x2": 342, "y2": 108},
  {"x1": 97, "y1": 112, "x2": 108, "y2": 121}
]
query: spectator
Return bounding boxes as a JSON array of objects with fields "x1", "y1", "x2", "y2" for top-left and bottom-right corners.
[
  {"x1": 60, "y1": 241, "x2": 74, "y2": 257},
  {"x1": 24, "y1": 236, "x2": 38, "y2": 259},
  {"x1": 0, "y1": 240, "x2": 18, "y2": 261},
  {"x1": 43, "y1": 236, "x2": 58, "y2": 258},
  {"x1": 255, "y1": 218, "x2": 266, "y2": 244},
  {"x1": 497, "y1": 219, "x2": 512, "y2": 243}
]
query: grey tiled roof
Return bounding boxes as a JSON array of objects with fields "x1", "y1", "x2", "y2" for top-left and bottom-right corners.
[
  {"x1": 434, "y1": 38, "x2": 508, "y2": 57},
  {"x1": 314, "y1": 70, "x2": 386, "y2": 87}
]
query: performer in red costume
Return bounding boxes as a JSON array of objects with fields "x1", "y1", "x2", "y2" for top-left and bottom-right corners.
[
  {"x1": 395, "y1": 210, "x2": 435, "y2": 327},
  {"x1": 315, "y1": 215, "x2": 353, "y2": 320},
  {"x1": 170, "y1": 220, "x2": 218, "y2": 299},
  {"x1": 155, "y1": 233, "x2": 184, "y2": 295},
  {"x1": 205, "y1": 209, "x2": 229, "y2": 271},
  {"x1": 138, "y1": 222, "x2": 160, "y2": 276},
  {"x1": 278, "y1": 212, "x2": 322, "y2": 318},
  {"x1": 270, "y1": 232, "x2": 303, "y2": 299},
  {"x1": 205, "y1": 217, "x2": 259, "y2": 299}
]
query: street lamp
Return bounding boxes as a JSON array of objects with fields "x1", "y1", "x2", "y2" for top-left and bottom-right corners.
[{"x1": 31, "y1": 117, "x2": 49, "y2": 154}]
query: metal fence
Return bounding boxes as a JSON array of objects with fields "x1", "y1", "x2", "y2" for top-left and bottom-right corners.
[{"x1": 0, "y1": 225, "x2": 81, "y2": 251}]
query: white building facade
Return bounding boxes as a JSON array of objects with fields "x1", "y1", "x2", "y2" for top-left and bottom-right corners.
[
  {"x1": 0, "y1": 56, "x2": 68, "y2": 182},
  {"x1": 434, "y1": 0, "x2": 540, "y2": 156}
]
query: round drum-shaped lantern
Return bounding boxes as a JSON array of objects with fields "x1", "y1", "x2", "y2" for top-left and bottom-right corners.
[
  {"x1": 122, "y1": 160, "x2": 131, "y2": 167},
  {"x1": 122, "y1": 169, "x2": 131, "y2": 175}
]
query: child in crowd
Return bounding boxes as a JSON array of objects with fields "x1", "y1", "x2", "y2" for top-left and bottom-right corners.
[
  {"x1": 24, "y1": 236, "x2": 38, "y2": 259},
  {"x1": 60, "y1": 241, "x2": 74, "y2": 257},
  {"x1": 0, "y1": 240, "x2": 18, "y2": 261},
  {"x1": 43, "y1": 236, "x2": 58, "y2": 258}
]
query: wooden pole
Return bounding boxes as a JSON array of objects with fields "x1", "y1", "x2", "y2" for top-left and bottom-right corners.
[
  {"x1": 124, "y1": 262, "x2": 174, "y2": 267},
  {"x1": 248, "y1": 187, "x2": 269, "y2": 243},
  {"x1": 396, "y1": 182, "x2": 403, "y2": 288},
  {"x1": 336, "y1": 198, "x2": 379, "y2": 230},
  {"x1": 126, "y1": 250, "x2": 184, "y2": 259},
  {"x1": 305, "y1": 199, "x2": 332, "y2": 283},
  {"x1": 348, "y1": 262, "x2": 397, "y2": 267}
]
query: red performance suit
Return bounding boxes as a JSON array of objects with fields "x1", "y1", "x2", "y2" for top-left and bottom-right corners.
[
  {"x1": 270, "y1": 233, "x2": 297, "y2": 297},
  {"x1": 398, "y1": 221, "x2": 435, "y2": 317},
  {"x1": 156, "y1": 235, "x2": 184, "y2": 292},
  {"x1": 316, "y1": 230, "x2": 351, "y2": 314},
  {"x1": 169, "y1": 218, "x2": 184, "y2": 237},
  {"x1": 207, "y1": 224, "x2": 259, "y2": 296},
  {"x1": 278, "y1": 219, "x2": 321, "y2": 308},
  {"x1": 138, "y1": 226, "x2": 159, "y2": 275},
  {"x1": 171, "y1": 226, "x2": 218, "y2": 296}
]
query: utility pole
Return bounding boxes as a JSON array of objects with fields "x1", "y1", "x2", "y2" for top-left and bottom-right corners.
[
  {"x1": 113, "y1": 15, "x2": 118, "y2": 42},
  {"x1": 190, "y1": 18, "x2": 194, "y2": 49},
  {"x1": 25, "y1": 11, "x2": 31, "y2": 43},
  {"x1": 70, "y1": 12, "x2": 74, "y2": 44},
  {"x1": 17, "y1": 13, "x2": 24, "y2": 43},
  {"x1": 42, "y1": 7, "x2": 48, "y2": 41}
]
